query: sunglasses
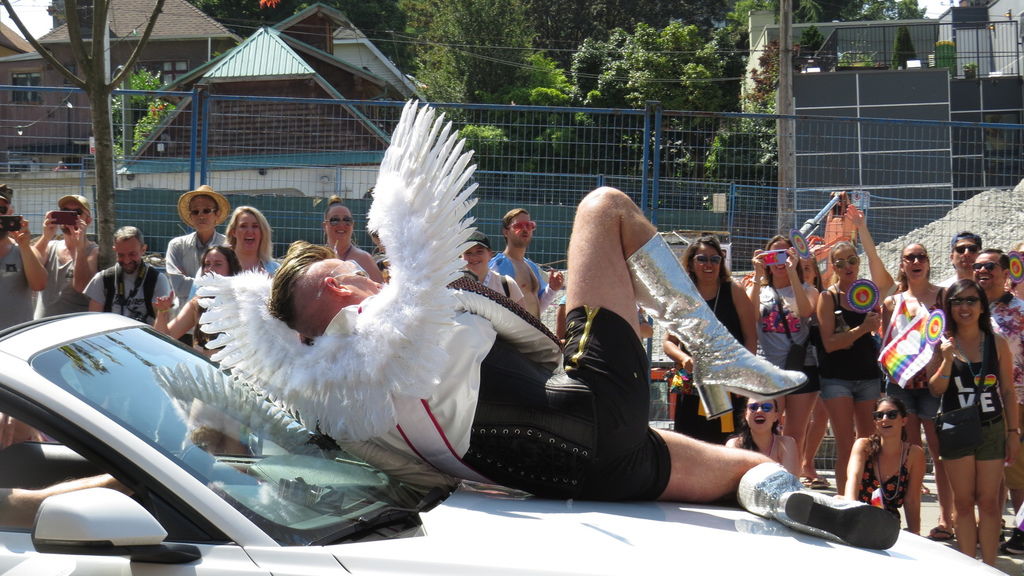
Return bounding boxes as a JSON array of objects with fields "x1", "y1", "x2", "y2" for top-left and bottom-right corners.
[
  {"x1": 902, "y1": 253, "x2": 928, "y2": 263},
  {"x1": 954, "y1": 244, "x2": 980, "y2": 254},
  {"x1": 695, "y1": 254, "x2": 723, "y2": 264},
  {"x1": 747, "y1": 403, "x2": 775, "y2": 413},
  {"x1": 510, "y1": 221, "x2": 537, "y2": 232},
  {"x1": 190, "y1": 208, "x2": 218, "y2": 216},
  {"x1": 832, "y1": 255, "x2": 860, "y2": 270},
  {"x1": 948, "y1": 296, "x2": 981, "y2": 306},
  {"x1": 873, "y1": 409, "x2": 900, "y2": 421},
  {"x1": 326, "y1": 216, "x2": 354, "y2": 226},
  {"x1": 973, "y1": 262, "x2": 1000, "y2": 271}
]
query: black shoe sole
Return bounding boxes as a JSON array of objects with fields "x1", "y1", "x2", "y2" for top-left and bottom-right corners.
[{"x1": 785, "y1": 492, "x2": 900, "y2": 550}]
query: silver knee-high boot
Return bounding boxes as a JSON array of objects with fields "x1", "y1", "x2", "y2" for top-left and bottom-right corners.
[
  {"x1": 628, "y1": 234, "x2": 806, "y2": 417},
  {"x1": 737, "y1": 462, "x2": 900, "y2": 550}
]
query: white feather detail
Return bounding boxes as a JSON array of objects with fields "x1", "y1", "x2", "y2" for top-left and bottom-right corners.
[{"x1": 198, "y1": 100, "x2": 479, "y2": 442}]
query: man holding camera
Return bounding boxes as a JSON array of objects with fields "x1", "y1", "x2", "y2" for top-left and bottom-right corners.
[
  {"x1": 84, "y1": 226, "x2": 172, "y2": 325},
  {"x1": 32, "y1": 194, "x2": 99, "y2": 318},
  {"x1": 0, "y1": 184, "x2": 47, "y2": 330}
]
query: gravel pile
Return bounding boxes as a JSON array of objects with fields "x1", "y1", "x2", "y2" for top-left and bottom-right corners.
[{"x1": 874, "y1": 182, "x2": 1024, "y2": 279}]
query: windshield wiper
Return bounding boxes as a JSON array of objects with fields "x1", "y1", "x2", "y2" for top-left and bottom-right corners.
[{"x1": 310, "y1": 487, "x2": 448, "y2": 545}]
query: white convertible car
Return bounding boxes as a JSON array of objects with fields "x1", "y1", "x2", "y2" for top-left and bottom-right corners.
[{"x1": 0, "y1": 314, "x2": 1002, "y2": 575}]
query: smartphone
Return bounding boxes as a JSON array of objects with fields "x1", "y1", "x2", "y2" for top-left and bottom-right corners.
[
  {"x1": 762, "y1": 249, "x2": 788, "y2": 266},
  {"x1": 53, "y1": 210, "x2": 79, "y2": 226},
  {"x1": 0, "y1": 215, "x2": 21, "y2": 233}
]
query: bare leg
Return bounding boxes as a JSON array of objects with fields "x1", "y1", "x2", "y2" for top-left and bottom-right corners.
[
  {"x1": 977, "y1": 459, "x2": 1006, "y2": 566},
  {"x1": 784, "y1": 392, "x2": 818, "y2": 479},
  {"x1": 655, "y1": 429, "x2": 770, "y2": 502},
  {"x1": 566, "y1": 187, "x2": 655, "y2": 335},
  {"x1": 922, "y1": 419, "x2": 955, "y2": 533},
  {"x1": 823, "y1": 396, "x2": 856, "y2": 494},
  {"x1": 801, "y1": 398, "x2": 828, "y2": 480},
  {"x1": 852, "y1": 399, "x2": 877, "y2": 440},
  {"x1": 946, "y1": 456, "x2": 979, "y2": 559}
]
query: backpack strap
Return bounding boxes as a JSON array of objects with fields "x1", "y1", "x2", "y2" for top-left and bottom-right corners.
[
  {"x1": 101, "y1": 266, "x2": 116, "y2": 313},
  {"x1": 141, "y1": 266, "x2": 160, "y2": 321}
]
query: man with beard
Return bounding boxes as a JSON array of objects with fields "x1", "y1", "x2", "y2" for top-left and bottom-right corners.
[
  {"x1": 84, "y1": 226, "x2": 172, "y2": 325},
  {"x1": 489, "y1": 208, "x2": 563, "y2": 317},
  {"x1": 973, "y1": 248, "x2": 1024, "y2": 554},
  {"x1": 0, "y1": 184, "x2": 47, "y2": 330}
]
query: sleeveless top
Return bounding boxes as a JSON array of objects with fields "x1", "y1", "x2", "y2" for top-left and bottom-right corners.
[
  {"x1": 709, "y1": 281, "x2": 744, "y2": 342},
  {"x1": 857, "y1": 442, "x2": 910, "y2": 518},
  {"x1": 941, "y1": 333, "x2": 1003, "y2": 424},
  {"x1": 818, "y1": 288, "x2": 880, "y2": 380},
  {"x1": 882, "y1": 291, "x2": 943, "y2": 390},
  {"x1": 34, "y1": 240, "x2": 92, "y2": 319},
  {"x1": 758, "y1": 285, "x2": 814, "y2": 368}
]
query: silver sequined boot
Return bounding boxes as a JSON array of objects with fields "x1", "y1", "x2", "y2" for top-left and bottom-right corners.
[
  {"x1": 737, "y1": 462, "x2": 900, "y2": 550},
  {"x1": 628, "y1": 234, "x2": 806, "y2": 417}
]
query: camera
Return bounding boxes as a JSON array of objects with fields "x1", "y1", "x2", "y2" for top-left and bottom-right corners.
[
  {"x1": 53, "y1": 210, "x2": 79, "y2": 226},
  {"x1": 761, "y1": 249, "x2": 788, "y2": 266},
  {"x1": 0, "y1": 215, "x2": 21, "y2": 233}
]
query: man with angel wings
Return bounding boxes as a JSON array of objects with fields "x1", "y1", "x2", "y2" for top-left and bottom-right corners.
[{"x1": 198, "y1": 101, "x2": 898, "y2": 550}]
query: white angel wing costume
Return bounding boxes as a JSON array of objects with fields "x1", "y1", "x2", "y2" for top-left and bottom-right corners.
[{"x1": 198, "y1": 100, "x2": 478, "y2": 442}]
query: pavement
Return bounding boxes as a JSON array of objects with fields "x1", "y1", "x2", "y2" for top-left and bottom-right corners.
[{"x1": 810, "y1": 469, "x2": 1023, "y2": 574}]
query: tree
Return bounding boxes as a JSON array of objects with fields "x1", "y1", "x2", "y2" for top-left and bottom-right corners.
[
  {"x1": 799, "y1": 25, "x2": 825, "y2": 53},
  {"x1": 413, "y1": 0, "x2": 536, "y2": 103},
  {"x1": 1, "y1": 0, "x2": 167, "y2": 266},
  {"x1": 891, "y1": 25, "x2": 915, "y2": 69}
]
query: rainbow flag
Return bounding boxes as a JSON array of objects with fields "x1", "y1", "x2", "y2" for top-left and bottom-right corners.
[{"x1": 877, "y1": 314, "x2": 933, "y2": 388}]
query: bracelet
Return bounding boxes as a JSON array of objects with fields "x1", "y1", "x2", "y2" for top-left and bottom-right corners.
[
  {"x1": 937, "y1": 373, "x2": 950, "y2": 379},
  {"x1": 1009, "y1": 428, "x2": 1021, "y2": 435}
]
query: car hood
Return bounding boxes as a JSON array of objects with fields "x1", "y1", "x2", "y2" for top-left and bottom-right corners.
[{"x1": 332, "y1": 485, "x2": 1002, "y2": 574}]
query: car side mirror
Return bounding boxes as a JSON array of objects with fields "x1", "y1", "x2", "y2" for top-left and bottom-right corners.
[{"x1": 31, "y1": 487, "x2": 200, "y2": 564}]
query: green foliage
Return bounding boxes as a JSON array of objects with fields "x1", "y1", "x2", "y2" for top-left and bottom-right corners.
[
  {"x1": 413, "y1": 0, "x2": 535, "y2": 103},
  {"x1": 112, "y1": 69, "x2": 174, "y2": 157},
  {"x1": 896, "y1": 0, "x2": 925, "y2": 19},
  {"x1": 799, "y1": 25, "x2": 825, "y2": 53},
  {"x1": 570, "y1": 22, "x2": 731, "y2": 112},
  {"x1": 891, "y1": 25, "x2": 916, "y2": 69}
]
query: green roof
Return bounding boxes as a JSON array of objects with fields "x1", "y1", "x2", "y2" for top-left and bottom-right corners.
[{"x1": 203, "y1": 27, "x2": 314, "y2": 80}]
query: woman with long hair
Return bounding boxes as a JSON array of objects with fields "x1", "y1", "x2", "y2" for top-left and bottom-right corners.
[
  {"x1": 928, "y1": 279, "x2": 1020, "y2": 565},
  {"x1": 844, "y1": 396, "x2": 925, "y2": 535},
  {"x1": 665, "y1": 235, "x2": 757, "y2": 443},
  {"x1": 154, "y1": 246, "x2": 242, "y2": 355},
  {"x1": 726, "y1": 397, "x2": 799, "y2": 475},
  {"x1": 816, "y1": 239, "x2": 886, "y2": 495},
  {"x1": 747, "y1": 234, "x2": 818, "y2": 479},
  {"x1": 226, "y1": 206, "x2": 278, "y2": 275},
  {"x1": 322, "y1": 196, "x2": 384, "y2": 283},
  {"x1": 881, "y1": 243, "x2": 954, "y2": 541}
]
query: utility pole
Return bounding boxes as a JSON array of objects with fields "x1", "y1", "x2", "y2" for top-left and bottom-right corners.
[{"x1": 777, "y1": 0, "x2": 796, "y2": 233}]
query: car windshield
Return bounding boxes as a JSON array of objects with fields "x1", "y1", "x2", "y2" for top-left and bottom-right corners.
[{"x1": 30, "y1": 327, "x2": 426, "y2": 546}]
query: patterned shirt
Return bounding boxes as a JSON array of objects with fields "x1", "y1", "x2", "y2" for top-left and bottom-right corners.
[{"x1": 990, "y1": 294, "x2": 1024, "y2": 403}]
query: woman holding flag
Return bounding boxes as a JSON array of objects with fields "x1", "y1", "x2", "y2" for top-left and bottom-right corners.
[
  {"x1": 927, "y1": 279, "x2": 1018, "y2": 566},
  {"x1": 880, "y1": 243, "x2": 954, "y2": 541}
]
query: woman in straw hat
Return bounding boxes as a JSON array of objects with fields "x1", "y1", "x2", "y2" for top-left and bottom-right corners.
[{"x1": 166, "y1": 185, "x2": 231, "y2": 280}]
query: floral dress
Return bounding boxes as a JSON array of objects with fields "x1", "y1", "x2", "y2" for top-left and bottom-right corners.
[{"x1": 856, "y1": 443, "x2": 910, "y2": 519}]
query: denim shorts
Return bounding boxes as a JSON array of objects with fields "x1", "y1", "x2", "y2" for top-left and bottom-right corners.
[
  {"x1": 884, "y1": 381, "x2": 940, "y2": 420},
  {"x1": 820, "y1": 377, "x2": 882, "y2": 402}
]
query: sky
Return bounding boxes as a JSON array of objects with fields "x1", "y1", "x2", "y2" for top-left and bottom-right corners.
[{"x1": 2, "y1": 0, "x2": 958, "y2": 42}]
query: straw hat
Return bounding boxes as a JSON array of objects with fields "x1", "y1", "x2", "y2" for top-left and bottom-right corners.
[
  {"x1": 58, "y1": 194, "x2": 92, "y2": 215},
  {"x1": 177, "y1": 185, "x2": 230, "y2": 226}
]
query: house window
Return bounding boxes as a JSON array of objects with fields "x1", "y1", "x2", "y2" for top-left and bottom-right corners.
[
  {"x1": 12, "y1": 72, "x2": 42, "y2": 103},
  {"x1": 161, "y1": 61, "x2": 188, "y2": 84}
]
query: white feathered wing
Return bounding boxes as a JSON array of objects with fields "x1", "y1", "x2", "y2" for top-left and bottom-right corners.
[{"x1": 198, "y1": 100, "x2": 478, "y2": 441}]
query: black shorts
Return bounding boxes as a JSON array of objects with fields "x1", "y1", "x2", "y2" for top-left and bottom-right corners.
[{"x1": 464, "y1": 306, "x2": 670, "y2": 501}]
